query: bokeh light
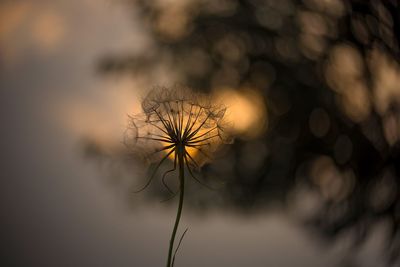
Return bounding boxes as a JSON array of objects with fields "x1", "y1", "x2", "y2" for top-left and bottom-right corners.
[{"x1": 214, "y1": 87, "x2": 267, "y2": 139}]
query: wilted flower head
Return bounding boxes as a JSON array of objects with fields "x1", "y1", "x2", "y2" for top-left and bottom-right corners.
[{"x1": 125, "y1": 86, "x2": 232, "y2": 179}]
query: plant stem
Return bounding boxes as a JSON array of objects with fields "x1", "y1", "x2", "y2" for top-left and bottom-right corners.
[{"x1": 166, "y1": 148, "x2": 185, "y2": 267}]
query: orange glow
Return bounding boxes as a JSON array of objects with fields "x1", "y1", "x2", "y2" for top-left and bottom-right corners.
[
  {"x1": 0, "y1": 2, "x2": 31, "y2": 40},
  {"x1": 0, "y1": 3, "x2": 66, "y2": 67},
  {"x1": 31, "y1": 11, "x2": 66, "y2": 51},
  {"x1": 0, "y1": 2, "x2": 32, "y2": 66},
  {"x1": 160, "y1": 117, "x2": 216, "y2": 162},
  {"x1": 60, "y1": 79, "x2": 143, "y2": 145},
  {"x1": 163, "y1": 144, "x2": 198, "y2": 161},
  {"x1": 214, "y1": 88, "x2": 267, "y2": 139}
]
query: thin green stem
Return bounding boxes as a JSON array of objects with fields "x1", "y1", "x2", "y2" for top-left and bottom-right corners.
[{"x1": 166, "y1": 146, "x2": 185, "y2": 267}]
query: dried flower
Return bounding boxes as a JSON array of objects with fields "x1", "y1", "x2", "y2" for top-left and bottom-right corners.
[
  {"x1": 125, "y1": 86, "x2": 232, "y2": 188},
  {"x1": 125, "y1": 85, "x2": 232, "y2": 267}
]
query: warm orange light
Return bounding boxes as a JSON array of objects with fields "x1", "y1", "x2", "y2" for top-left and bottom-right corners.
[
  {"x1": 214, "y1": 87, "x2": 267, "y2": 139},
  {"x1": 160, "y1": 117, "x2": 214, "y2": 161},
  {"x1": 31, "y1": 11, "x2": 66, "y2": 51},
  {"x1": 163, "y1": 145, "x2": 198, "y2": 161}
]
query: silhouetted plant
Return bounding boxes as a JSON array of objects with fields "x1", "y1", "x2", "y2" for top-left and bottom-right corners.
[{"x1": 124, "y1": 86, "x2": 232, "y2": 266}]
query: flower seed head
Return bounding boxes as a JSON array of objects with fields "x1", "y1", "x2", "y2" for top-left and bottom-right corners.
[{"x1": 125, "y1": 85, "x2": 233, "y2": 168}]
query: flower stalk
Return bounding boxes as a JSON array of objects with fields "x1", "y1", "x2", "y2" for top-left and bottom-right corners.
[{"x1": 166, "y1": 144, "x2": 185, "y2": 267}]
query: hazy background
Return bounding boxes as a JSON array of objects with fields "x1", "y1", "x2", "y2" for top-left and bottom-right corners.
[{"x1": 1, "y1": 0, "x2": 399, "y2": 266}]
